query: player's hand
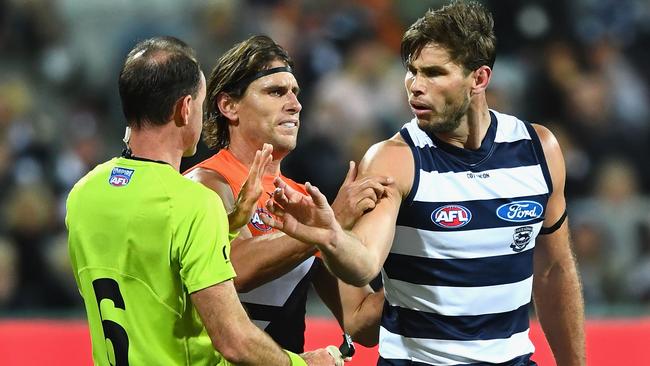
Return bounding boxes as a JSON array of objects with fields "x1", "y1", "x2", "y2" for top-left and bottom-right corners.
[
  {"x1": 228, "y1": 143, "x2": 273, "y2": 232},
  {"x1": 300, "y1": 347, "x2": 344, "y2": 366},
  {"x1": 332, "y1": 161, "x2": 393, "y2": 230},
  {"x1": 261, "y1": 178, "x2": 343, "y2": 249}
]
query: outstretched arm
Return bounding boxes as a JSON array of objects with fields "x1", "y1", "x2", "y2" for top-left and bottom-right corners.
[
  {"x1": 531, "y1": 124, "x2": 585, "y2": 366},
  {"x1": 186, "y1": 146, "x2": 392, "y2": 292},
  {"x1": 263, "y1": 137, "x2": 413, "y2": 286},
  {"x1": 192, "y1": 280, "x2": 338, "y2": 365}
]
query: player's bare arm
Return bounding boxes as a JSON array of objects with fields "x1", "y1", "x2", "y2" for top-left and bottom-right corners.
[
  {"x1": 264, "y1": 133, "x2": 413, "y2": 286},
  {"x1": 531, "y1": 124, "x2": 586, "y2": 366},
  {"x1": 187, "y1": 165, "x2": 316, "y2": 292},
  {"x1": 186, "y1": 144, "x2": 273, "y2": 233},
  {"x1": 332, "y1": 161, "x2": 394, "y2": 230},
  {"x1": 191, "y1": 280, "x2": 337, "y2": 365},
  {"x1": 311, "y1": 265, "x2": 383, "y2": 347},
  {"x1": 188, "y1": 153, "x2": 391, "y2": 292}
]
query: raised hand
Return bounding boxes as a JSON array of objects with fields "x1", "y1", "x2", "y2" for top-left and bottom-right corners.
[
  {"x1": 331, "y1": 161, "x2": 393, "y2": 230},
  {"x1": 262, "y1": 178, "x2": 342, "y2": 248},
  {"x1": 228, "y1": 143, "x2": 273, "y2": 232}
]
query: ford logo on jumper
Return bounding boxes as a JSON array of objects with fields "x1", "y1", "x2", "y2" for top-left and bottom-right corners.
[{"x1": 496, "y1": 201, "x2": 543, "y2": 222}]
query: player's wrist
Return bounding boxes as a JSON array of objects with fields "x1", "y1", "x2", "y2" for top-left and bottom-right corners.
[{"x1": 285, "y1": 350, "x2": 307, "y2": 366}]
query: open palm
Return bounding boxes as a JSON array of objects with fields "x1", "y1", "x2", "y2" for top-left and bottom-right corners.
[{"x1": 263, "y1": 178, "x2": 341, "y2": 247}]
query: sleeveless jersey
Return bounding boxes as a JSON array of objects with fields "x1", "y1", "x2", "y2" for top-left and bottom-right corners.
[
  {"x1": 378, "y1": 110, "x2": 552, "y2": 365},
  {"x1": 185, "y1": 149, "x2": 317, "y2": 353}
]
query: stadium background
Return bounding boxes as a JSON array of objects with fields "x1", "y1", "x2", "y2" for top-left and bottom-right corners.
[{"x1": 0, "y1": 0, "x2": 649, "y2": 364}]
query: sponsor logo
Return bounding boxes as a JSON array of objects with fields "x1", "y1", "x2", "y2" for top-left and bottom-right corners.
[
  {"x1": 496, "y1": 200, "x2": 543, "y2": 222},
  {"x1": 250, "y1": 207, "x2": 273, "y2": 232},
  {"x1": 510, "y1": 226, "x2": 534, "y2": 252},
  {"x1": 431, "y1": 205, "x2": 472, "y2": 228},
  {"x1": 109, "y1": 167, "x2": 135, "y2": 187}
]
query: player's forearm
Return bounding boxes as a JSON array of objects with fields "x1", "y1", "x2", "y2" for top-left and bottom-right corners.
[
  {"x1": 220, "y1": 322, "x2": 293, "y2": 365},
  {"x1": 231, "y1": 234, "x2": 316, "y2": 292},
  {"x1": 533, "y1": 260, "x2": 585, "y2": 366},
  {"x1": 344, "y1": 290, "x2": 383, "y2": 347},
  {"x1": 319, "y1": 230, "x2": 381, "y2": 287}
]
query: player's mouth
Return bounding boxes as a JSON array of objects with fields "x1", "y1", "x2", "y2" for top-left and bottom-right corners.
[
  {"x1": 277, "y1": 119, "x2": 299, "y2": 130},
  {"x1": 409, "y1": 100, "x2": 432, "y2": 117}
]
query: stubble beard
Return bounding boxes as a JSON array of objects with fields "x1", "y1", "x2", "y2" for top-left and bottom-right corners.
[{"x1": 421, "y1": 93, "x2": 471, "y2": 135}]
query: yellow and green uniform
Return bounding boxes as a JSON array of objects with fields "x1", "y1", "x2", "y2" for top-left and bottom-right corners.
[{"x1": 66, "y1": 156, "x2": 235, "y2": 365}]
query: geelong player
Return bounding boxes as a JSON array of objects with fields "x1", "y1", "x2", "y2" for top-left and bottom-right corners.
[{"x1": 264, "y1": 2, "x2": 586, "y2": 365}]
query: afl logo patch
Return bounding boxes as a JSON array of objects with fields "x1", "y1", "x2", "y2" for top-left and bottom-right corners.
[
  {"x1": 250, "y1": 208, "x2": 273, "y2": 232},
  {"x1": 431, "y1": 205, "x2": 472, "y2": 228},
  {"x1": 109, "y1": 167, "x2": 134, "y2": 187},
  {"x1": 496, "y1": 200, "x2": 543, "y2": 223}
]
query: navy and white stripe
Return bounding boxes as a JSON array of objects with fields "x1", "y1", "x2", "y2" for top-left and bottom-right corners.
[
  {"x1": 379, "y1": 110, "x2": 550, "y2": 365},
  {"x1": 239, "y1": 256, "x2": 316, "y2": 353}
]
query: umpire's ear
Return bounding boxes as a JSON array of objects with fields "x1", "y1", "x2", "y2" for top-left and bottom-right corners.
[{"x1": 172, "y1": 94, "x2": 193, "y2": 127}]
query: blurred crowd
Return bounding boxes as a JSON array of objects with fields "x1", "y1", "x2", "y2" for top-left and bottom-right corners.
[{"x1": 1, "y1": 0, "x2": 649, "y2": 316}]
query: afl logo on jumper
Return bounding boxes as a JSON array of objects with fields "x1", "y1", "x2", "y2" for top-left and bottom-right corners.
[
  {"x1": 432, "y1": 205, "x2": 472, "y2": 228},
  {"x1": 109, "y1": 167, "x2": 134, "y2": 187},
  {"x1": 250, "y1": 207, "x2": 273, "y2": 232},
  {"x1": 496, "y1": 201, "x2": 543, "y2": 222}
]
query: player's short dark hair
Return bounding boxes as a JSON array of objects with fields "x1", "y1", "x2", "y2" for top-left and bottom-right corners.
[
  {"x1": 203, "y1": 35, "x2": 294, "y2": 150},
  {"x1": 401, "y1": 0, "x2": 496, "y2": 73},
  {"x1": 118, "y1": 36, "x2": 201, "y2": 128}
]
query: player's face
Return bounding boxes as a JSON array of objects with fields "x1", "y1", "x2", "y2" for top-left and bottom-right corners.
[
  {"x1": 235, "y1": 60, "x2": 301, "y2": 155},
  {"x1": 183, "y1": 72, "x2": 206, "y2": 157},
  {"x1": 404, "y1": 44, "x2": 473, "y2": 135}
]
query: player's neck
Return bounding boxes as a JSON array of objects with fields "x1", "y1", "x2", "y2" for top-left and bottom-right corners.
[
  {"x1": 228, "y1": 140, "x2": 282, "y2": 176},
  {"x1": 435, "y1": 98, "x2": 490, "y2": 150},
  {"x1": 127, "y1": 126, "x2": 183, "y2": 171}
]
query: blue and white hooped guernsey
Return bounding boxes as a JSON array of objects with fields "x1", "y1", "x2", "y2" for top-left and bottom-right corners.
[{"x1": 378, "y1": 110, "x2": 553, "y2": 366}]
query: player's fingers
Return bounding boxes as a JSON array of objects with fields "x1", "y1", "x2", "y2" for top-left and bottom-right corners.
[
  {"x1": 305, "y1": 182, "x2": 329, "y2": 208},
  {"x1": 272, "y1": 187, "x2": 290, "y2": 207},
  {"x1": 359, "y1": 186, "x2": 379, "y2": 202},
  {"x1": 259, "y1": 143, "x2": 273, "y2": 175},
  {"x1": 248, "y1": 150, "x2": 262, "y2": 177},
  {"x1": 265, "y1": 199, "x2": 285, "y2": 219},
  {"x1": 357, "y1": 197, "x2": 377, "y2": 212},
  {"x1": 342, "y1": 161, "x2": 357, "y2": 185},
  {"x1": 362, "y1": 177, "x2": 393, "y2": 196},
  {"x1": 326, "y1": 345, "x2": 346, "y2": 366},
  {"x1": 260, "y1": 205, "x2": 283, "y2": 230}
]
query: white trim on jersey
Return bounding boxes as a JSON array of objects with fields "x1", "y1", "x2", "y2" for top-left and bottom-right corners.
[
  {"x1": 492, "y1": 110, "x2": 533, "y2": 143},
  {"x1": 378, "y1": 327, "x2": 535, "y2": 365},
  {"x1": 238, "y1": 257, "x2": 315, "y2": 307},
  {"x1": 383, "y1": 276, "x2": 534, "y2": 316},
  {"x1": 414, "y1": 165, "x2": 549, "y2": 203},
  {"x1": 391, "y1": 224, "x2": 541, "y2": 259}
]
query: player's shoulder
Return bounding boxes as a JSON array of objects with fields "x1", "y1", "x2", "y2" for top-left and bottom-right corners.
[
  {"x1": 359, "y1": 133, "x2": 414, "y2": 195},
  {"x1": 362, "y1": 133, "x2": 411, "y2": 167},
  {"x1": 68, "y1": 158, "x2": 117, "y2": 197}
]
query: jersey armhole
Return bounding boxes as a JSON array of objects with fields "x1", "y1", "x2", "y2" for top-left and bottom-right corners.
[
  {"x1": 523, "y1": 122, "x2": 553, "y2": 196},
  {"x1": 399, "y1": 128, "x2": 420, "y2": 207}
]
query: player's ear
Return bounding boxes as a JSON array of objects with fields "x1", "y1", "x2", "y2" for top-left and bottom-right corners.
[
  {"x1": 470, "y1": 65, "x2": 491, "y2": 96},
  {"x1": 173, "y1": 94, "x2": 193, "y2": 127},
  {"x1": 217, "y1": 92, "x2": 239, "y2": 125}
]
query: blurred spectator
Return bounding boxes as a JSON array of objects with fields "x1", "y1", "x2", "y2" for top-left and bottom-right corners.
[
  {"x1": 0, "y1": 0, "x2": 649, "y2": 316},
  {"x1": 571, "y1": 158, "x2": 650, "y2": 303}
]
